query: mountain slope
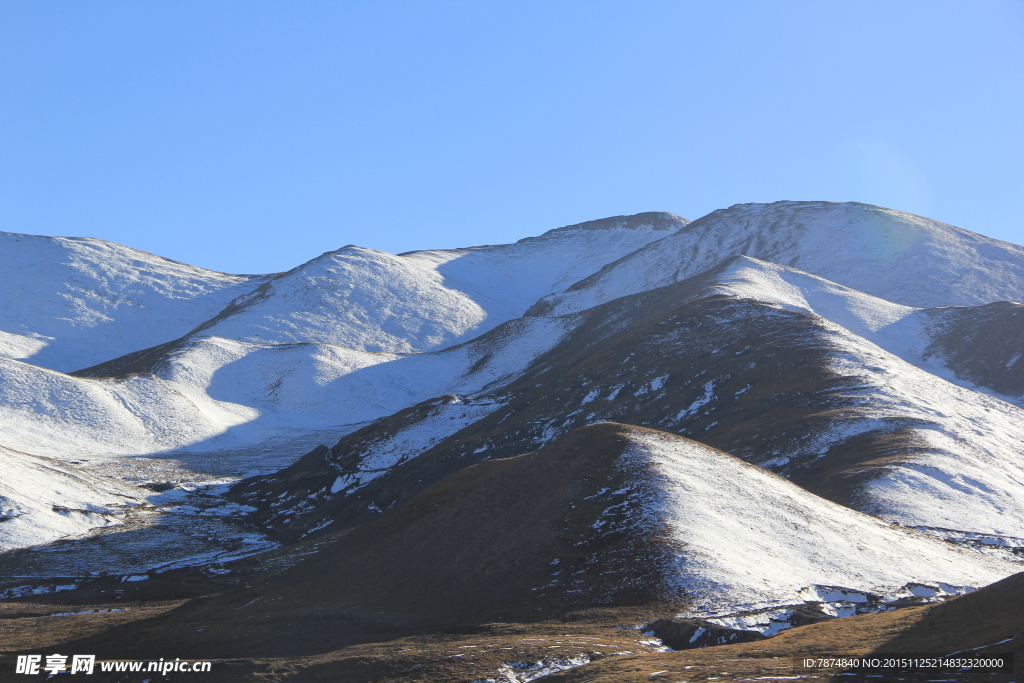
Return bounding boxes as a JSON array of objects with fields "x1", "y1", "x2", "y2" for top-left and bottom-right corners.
[
  {"x1": 0, "y1": 314, "x2": 571, "y2": 462},
  {"x1": 0, "y1": 231, "x2": 267, "y2": 372},
  {"x1": 2, "y1": 203, "x2": 1024, "y2": 683},
  {"x1": 233, "y1": 259, "x2": 1024, "y2": 545},
  {"x1": 0, "y1": 314, "x2": 577, "y2": 549},
  {"x1": 691, "y1": 254, "x2": 1024, "y2": 403},
  {"x1": 530, "y1": 201, "x2": 1024, "y2": 317}
]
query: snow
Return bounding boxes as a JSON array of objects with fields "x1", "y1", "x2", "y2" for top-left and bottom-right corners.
[
  {"x1": 482, "y1": 656, "x2": 594, "y2": 683},
  {"x1": 708, "y1": 255, "x2": 920, "y2": 344},
  {"x1": 328, "y1": 398, "x2": 502, "y2": 496},
  {"x1": 4, "y1": 201, "x2": 1024, "y2": 587},
  {"x1": 0, "y1": 296, "x2": 569, "y2": 548},
  {"x1": 706, "y1": 608, "x2": 796, "y2": 636},
  {"x1": 0, "y1": 216, "x2": 659, "y2": 373},
  {"x1": 617, "y1": 429, "x2": 1020, "y2": 615},
  {"x1": 0, "y1": 315, "x2": 569, "y2": 549},
  {"x1": 0, "y1": 213, "x2": 668, "y2": 552},
  {"x1": 676, "y1": 381, "x2": 716, "y2": 420},
  {"x1": 699, "y1": 255, "x2": 1023, "y2": 405}
]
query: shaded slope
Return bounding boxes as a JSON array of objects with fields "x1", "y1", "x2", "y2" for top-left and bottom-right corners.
[
  {"x1": 921, "y1": 300, "x2": 1024, "y2": 400},
  {"x1": 0, "y1": 318, "x2": 570, "y2": 460},
  {"x1": 707, "y1": 255, "x2": 1024, "y2": 403},
  {"x1": 531, "y1": 201, "x2": 1024, "y2": 317},
  {"x1": 0, "y1": 231, "x2": 266, "y2": 372},
  {"x1": 44, "y1": 425, "x2": 1018, "y2": 662},
  {"x1": 0, "y1": 355, "x2": 258, "y2": 458}
]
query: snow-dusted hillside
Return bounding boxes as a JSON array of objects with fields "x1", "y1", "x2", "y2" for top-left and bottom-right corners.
[
  {"x1": 4, "y1": 203, "x2": 1024, "y2": 683},
  {"x1": 0, "y1": 231, "x2": 267, "y2": 372},
  {"x1": 702, "y1": 255, "x2": 1023, "y2": 403},
  {"x1": 0, "y1": 214, "x2": 680, "y2": 376},
  {"x1": 210, "y1": 424, "x2": 1024, "y2": 628},
  {"x1": 531, "y1": 201, "x2": 1024, "y2": 316}
]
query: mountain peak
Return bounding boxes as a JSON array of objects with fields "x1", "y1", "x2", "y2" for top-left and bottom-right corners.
[{"x1": 531, "y1": 211, "x2": 689, "y2": 239}]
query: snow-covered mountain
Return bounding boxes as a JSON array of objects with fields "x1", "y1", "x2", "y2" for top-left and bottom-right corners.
[
  {"x1": 232, "y1": 253, "x2": 1024, "y2": 546},
  {"x1": 1, "y1": 201, "x2": 1023, "y2": 682},
  {"x1": 0, "y1": 215, "x2": 683, "y2": 455},
  {"x1": 529, "y1": 201, "x2": 1024, "y2": 316},
  {"x1": 0, "y1": 316, "x2": 574, "y2": 459}
]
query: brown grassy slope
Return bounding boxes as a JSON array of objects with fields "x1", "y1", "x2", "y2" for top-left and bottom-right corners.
[
  {"x1": 36, "y1": 424, "x2": 686, "y2": 662},
  {"x1": 537, "y1": 571, "x2": 1024, "y2": 683}
]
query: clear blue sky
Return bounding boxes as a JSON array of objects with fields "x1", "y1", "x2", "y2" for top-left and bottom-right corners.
[{"x1": 2, "y1": 1, "x2": 1022, "y2": 274}]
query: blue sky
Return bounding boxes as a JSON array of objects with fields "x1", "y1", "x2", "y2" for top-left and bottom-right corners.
[{"x1": 2, "y1": 1, "x2": 1022, "y2": 274}]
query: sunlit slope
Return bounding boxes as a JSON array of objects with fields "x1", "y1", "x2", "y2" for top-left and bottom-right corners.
[
  {"x1": 607, "y1": 426, "x2": 1016, "y2": 613},
  {"x1": 0, "y1": 231, "x2": 267, "y2": 372}
]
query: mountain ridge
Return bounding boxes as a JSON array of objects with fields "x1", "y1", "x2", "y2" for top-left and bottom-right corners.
[{"x1": 1, "y1": 202, "x2": 1023, "y2": 683}]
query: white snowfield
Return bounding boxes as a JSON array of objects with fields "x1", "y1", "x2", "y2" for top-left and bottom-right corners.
[
  {"x1": 818, "y1": 326, "x2": 1024, "y2": 536},
  {"x1": 621, "y1": 429, "x2": 1019, "y2": 614},
  {"x1": 2, "y1": 201, "x2": 1024, "y2": 569},
  {"x1": 0, "y1": 231, "x2": 267, "y2": 372},
  {"x1": 535, "y1": 201, "x2": 1024, "y2": 316},
  {"x1": 0, "y1": 215, "x2": 677, "y2": 372}
]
